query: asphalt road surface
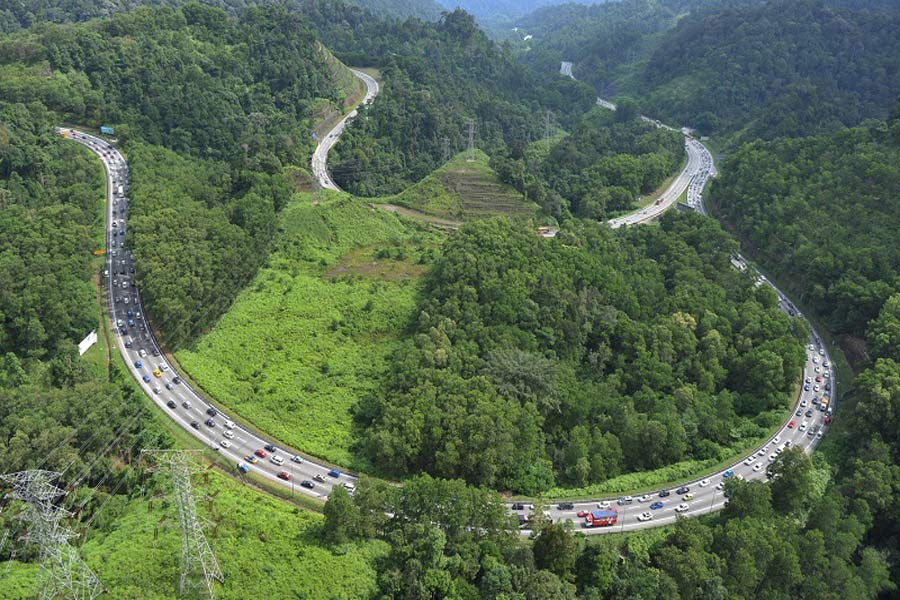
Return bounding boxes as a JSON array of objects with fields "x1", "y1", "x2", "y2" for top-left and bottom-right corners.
[{"x1": 310, "y1": 69, "x2": 379, "y2": 191}]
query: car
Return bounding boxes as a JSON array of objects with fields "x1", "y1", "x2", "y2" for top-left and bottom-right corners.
[
  {"x1": 814, "y1": 385, "x2": 820, "y2": 392},
  {"x1": 558, "y1": 502, "x2": 575, "y2": 510},
  {"x1": 172, "y1": 376, "x2": 182, "y2": 384},
  {"x1": 676, "y1": 503, "x2": 690, "y2": 513},
  {"x1": 788, "y1": 420, "x2": 796, "y2": 428},
  {"x1": 577, "y1": 510, "x2": 588, "y2": 518},
  {"x1": 138, "y1": 349, "x2": 147, "y2": 357},
  {"x1": 813, "y1": 356, "x2": 819, "y2": 364},
  {"x1": 182, "y1": 400, "x2": 192, "y2": 409},
  {"x1": 785, "y1": 440, "x2": 793, "y2": 447},
  {"x1": 119, "y1": 326, "x2": 128, "y2": 335},
  {"x1": 815, "y1": 366, "x2": 821, "y2": 373},
  {"x1": 328, "y1": 469, "x2": 341, "y2": 478},
  {"x1": 264, "y1": 443, "x2": 277, "y2": 453},
  {"x1": 824, "y1": 361, "x2": 830, "y2": 368},
  {"x1": 799, "y1": 421, "x2": 808, "y2": 431},
  {"x1": 300, "y1": 480, "x2": 315, "y2": 489},
  {"x1": 597, "y1": 501, "x2": 611, "y2": 510},
  {"x1": 796, "y1": 408, "x2": 803, "y2": 416},
  {"x1": 222, "y1": 429, "x2": 234, "y2": 439},
  {"x1": 769, "y1": 454, "x2": 777, "y2": 461},
  {"x1": 142, "y1": 374, "x2": 151, "y2": 383},
  {"x1": 819, "y1": 348, "x2": 825, "y2": 356},
  {"x1": 807, "y1": 429, "x2": 816, "y2": 437},
  {"x1": 808, "y1": 344, "x2": 815, "y2": 351},
  {"x1": 824, "y1": 371, "x2": 830, "y2": 379},
  {"x1": 617, "y1": 496, "x2": 633, "y2": 505},
  {"x1": 816, "y1": 430, "x2": 824, "y2": 438},
  {"x1": 804, "y1": 384, "x2": 810, "y2": 391},
  {"x1": 223, "y1": 420, "x2": 235, "y2": 430},
  {"x1": 271, "y1": 455, "x2": 285, "y2": 466},
  {"x1": 773, "y1": 436, "x2": 781, "y2": 444},
  {"x1": 716, "y1": 481, "x2": 725, "y2": 491},
  {"x1": 744, "y1": 457, "x2": 755, "y2": 466},
  {"x1": 159, "y1": 364, "x2": 169, "y2": 372},
  {"x1": 313, "y1": 474, "x2": 326, "y2": 483},
  {"x1": 153, "y1": 369, "x2": 162, "y2": 378},
  {"x1": 152, "y1": 386, "x2": 161, "y2": 394},
  {"x1": 237, "y1": 463, "x2": 250, "y2": 474},
  {"x1": 166, "y1": 400, "x2": 177, "y2": 409},
  {"x1": 812, "y1": 396, "x2": 821, "y2": 405},
  {"x1": 753, "y1": 463, "x2": 763, "y2": 472},
  {"x1": 254, "y1": 449, "x2": 267, "y2": 458},
  {"x1": 205, "y1": 419, "x2": 215, "y2": 428},
  {"x1": 207, "y1": 407, "x2": 218, "y2": 417},
  {"x1": 676, "y1": 486, "x2": 690, "y2": 495},
  {"x1": 638, "y1": 494, "x2": 652, "y2": 503},
  {"x1": 246, "y1": 455, "x2": 259, "y2": 464},
  {"x1": 124, "y1": 340, "x2": 133, "y2": 349},
  {"x1": 190, "y1": 421, "x2": 200, "y2": 430},
  {"x1": 757, "y1": 449, "x2": 767, "y2": 457},
  {"x1": 277, "y1": 471, "x2": 291, "y2": 481},
  {"x1": 805, "y1": 376, "x2": 811, "y2": 384},
  {"x1": 699, "y1": 479, "x2": 710, "y2": 487},
  {"x1": 650, "y1": 502, "x2": 664, "y2": 510},
  {"x1": 815, "y1": 375, "x2": 822, "y2": 382},
  {"x1": 723, "y1": 469, "x2": 734, "y2": 478},
  {"x1": 342, "y1": 482, "x2": 356, "y2": 493},
  {"x1": 511, "y1": 503, "x2": 526, "y2": 511},
  {"x1": 165, "y1": 382, "x2": 173, "y2": 390},
  {"x1": 220, "y1": 440, "x2": 231, "y2": 449},
  {"x1": 637, "y1": 512, "x2": 653, "y2": 522},
  {"x1": 152, "y1": 349, "x2": 160, "y2": 357},
  {"x1": 805, "y1": 409, "x2": 814, "y2": 417},
  {"x1": 825, "y1": 383, "x2": 831, "y2": 391},
  {"x1": 682, "y1": 493, "x2": 694, "y2": 501},
  {"x1": 801, "y1": 399, "x2": 808, "y2": 407},
  {"x1": 658, "y1": 489, "x2": 670, "y2": 497},
  {"x1": 291, "y1": 454, "x2": 303, "y2": 464}
]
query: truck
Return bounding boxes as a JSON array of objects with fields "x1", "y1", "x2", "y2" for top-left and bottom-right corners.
[
  {"x1": 100, "y1": 126, "x2": 115, "y2": 135},
  {"x1": 582, "y1": 509, "x2": 618, "y2": 528},
  {"x1": 820, "y1": 396, "x2": 830, "y2": 412},
  {"x1": 117, "y1": 185, "x2": 124, "y2": 196}
]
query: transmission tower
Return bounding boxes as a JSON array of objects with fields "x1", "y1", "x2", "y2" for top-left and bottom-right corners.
[
  {"x1": 467, "y1": 119, "x2": 476, "y2": 162},
  {"x1": 441, "y1": 136, "x2": 451, "y2": 163},
  {"x1": 0, "y1": 470, "x2": 103, "y2": 600},
  {"x1": 142, "y1": 450, "x2": 223, "y2": 600}
]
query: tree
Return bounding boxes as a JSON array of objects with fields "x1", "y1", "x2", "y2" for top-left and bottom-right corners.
[
  {"x1": 533, "y1": 523, "x2": 578, "y2": 582},
  {"x1": 767, "y1": 447, "x2": 815, "y2": 514},
  {"x1": 322, "y1": 485, "x2": 357, "y2": 545}
]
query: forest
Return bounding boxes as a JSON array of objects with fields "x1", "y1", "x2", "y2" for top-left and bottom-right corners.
[
  {"x1": 356, "y1": 213, "x2": 806, "y2": 493},
  {"x1": 491, "y1": 109, "x2": 684, "y2": 220}
]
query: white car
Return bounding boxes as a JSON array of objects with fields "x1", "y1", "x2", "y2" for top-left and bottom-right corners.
[
  {"x1": 638, "y1": 494, "x2": 652, "y2": 503},
  {"x1": 159, "y1": 364, "x2": 169, "y2": 372},
  {"x1": 270, "y1": 455, "x2": 285, "y2": 466},
  {"x1": 799, "y1": 422, "x2": 808, "y2": 431},
  {"x1": 768, "y1": 454, "x2": 777, "y2": 461},
  {"x1": 291, "y1": 454, "x2": 304, "y2": 464},
  {"x1": 675, "y1": 503, "x2": 690, "y2": 513},
  {"x1": 824, "y1": 372, "x2": 830, "y2": 379},
  {"x1": 801, "y1": 399, "x2": 807, "y2": 407},
  {"x1": 744, "y1": 457, "x2": 755, "y2": 466},
  {"x1": 805, "y1": 377, "x2": 812, "y2": 383},
  {"x1": 220, "y1": 440, "x2": 231, "y2": 449},
  {"x1": 597, "y1": 501, "x2": 611, "y2": 510},
  {"x1": 757, "y1": 449, "x2": 766, "y2": 457},
  {"x1": 222, "y1": 429, "x2": 235, "y2": 439},
  {"x1": 773, "y1": 436, "x2": 781, "y2": 444},
  {"x1": 637, "y1": 512, "x2": 653, "y2": 522},
  {"x1": 819, "y1": 349, "x2": 825, "y2": 356},
  {"x1": 699, "y1": 479, "x2": 710, "y2": 487},
  {"x1": 808, "y1": 344, "x2": 815, "y2": 351},
  {"x1": 815, "y1": 366, "x2": 821, "y2": 373},
  {"x1": 824, "y1": 361, "x2": 830, "y2": 368},
  {"x1": 716, "y1": 482, "x2": 725, "y2": 491},
  {"x1": 753, "y1": 463, "x2": 763, "y2": 472},
  {"x1": 138, "y1": 349, "x2": 148, "y2": 357},
  {"x1": 223, "y1": 420, "x2": 235, "y2": 429},
  {"x1": 813, "y1": 356, "x2": 819, "y2": 364}
]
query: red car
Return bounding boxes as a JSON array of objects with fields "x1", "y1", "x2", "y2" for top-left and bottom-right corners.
[
  {"x1": 577, "y1": 510, "x2": 588, "y2": 518},
  {"x1": 815, "y1": 376, "x2": 822, "y2": 382},
  {"x1": 277, "y1": 471, "x2": 291, "y2": 481},
  {"x1": 788, "y1": 420, "x2": 796, "y2": 429},
  {"x1": 254, "y1": 449, "x2": 268, "y2": 458}
]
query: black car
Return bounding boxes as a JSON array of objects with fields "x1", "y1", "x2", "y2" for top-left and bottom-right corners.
[
  {"x1": 190, "y1": 421, "x2": 200, "y2": 430},
  {"x1": 205, "y1": 419, "x2": 216, "y2": 428},
  {"x1": 166, "y1": 400, "x2": 177, "y2": 409},
  {"x1": 172, "y1": 376, "x2": 182, "y2": 384},
  {"x1": 165, "y1": 382, "x2": 173, "y2": 390},
  {"x1": 557, "y1": 502, "x2": 575, "y2": 511},
  {"x1": 676, "y1": 486, "x2": 690, "y2": 495},
  {"x1": 658, "y1": 489, "x2": 670, "y2": 497},
  {"x1": 124, "y1": 341, "x2": 133, "y2": 349},
  {"x1": 300, "y1": 480, "x2": 315, "y2": 489},
  {"x1": 152, "y1": 349, "x2": 160, "y2": 357},
  {"x1": 805, "y1": 409, "x2": 814, "y2": 417},
  {"x1": 119, "y1": 326, "x2": 127, "y2": 335},
  {"x1": 511, "y1": 502, "x2": 525, "y2": 511},
  {"x1": 206, "y1": 407, "x2": 218, "y2": 417},
  {"x1": 264, "y1": 443, "x2": 277, "y2": 453}
]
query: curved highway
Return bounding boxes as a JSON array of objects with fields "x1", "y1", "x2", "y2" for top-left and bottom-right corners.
[
  {"x1": 311, "y1": 69, "x2": 379, "y2": 191},
  {"x1": 60, "y1": 78, "x2": 835, "y2": 534}
]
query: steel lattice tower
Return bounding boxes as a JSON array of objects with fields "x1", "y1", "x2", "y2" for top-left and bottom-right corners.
[
  {"x1": 0, "y1": 470, "x2": 103, "y2": 600},
  {"x1": 142, "y1": 451, "x2": 223, "y2": 599}
]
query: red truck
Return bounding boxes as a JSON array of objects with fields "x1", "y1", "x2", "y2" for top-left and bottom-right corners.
[{"x1": 583, "y1": 509, "x2": 618, "y2": 528}]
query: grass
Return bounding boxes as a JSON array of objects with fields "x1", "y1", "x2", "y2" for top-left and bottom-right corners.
[
  {"x1": 374, "y1": 149, "x2": 539, "y2": 222},
  {"x1": 174, "y1": 194, "x2": 445, "y2": 469},
  {"x1": 1, "y1": 470, "x2": 387, "y2": 600}
]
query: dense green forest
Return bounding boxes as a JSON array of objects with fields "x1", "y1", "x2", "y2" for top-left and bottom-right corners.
[
  {"x1": 711, "y1": 111, "x2": 900, "y2": 340},
  {"x1": 491, "y1": 109, "x2": 684, "y2": 220},
  {"x1": 312, "y1": 7, "x2": 596, "y2": 195},
  {"x1": 357, "y1": 213, "x2": 806, "y2": 492}
]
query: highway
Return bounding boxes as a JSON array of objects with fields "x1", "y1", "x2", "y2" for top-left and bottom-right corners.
[
  {"x1": 310, "y1": 69, "x2": 379, "y2": 191},
  {"x1": 60, "y1": 128, "x2": 357, "y2": 502},
  {"x1": 60, "y1": 76, "x2": 834, "y2": 534}
]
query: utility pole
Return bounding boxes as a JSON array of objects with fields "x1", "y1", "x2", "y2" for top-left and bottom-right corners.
[
  {"x1": 467, "y1": 119, "x2": 476, "y2": 162},
  {"x1": 545, "y1": 110, "x2": 552, "y2": 142},
  {"x1": 441, "y1": 136, "x2": 451, "y2": 164},
  {"x1": 142, "y1": 450, "x2": 223, "y2": 600},
  {"x1": 0, "y1": 470, "x2": 103, "y2": 600}
]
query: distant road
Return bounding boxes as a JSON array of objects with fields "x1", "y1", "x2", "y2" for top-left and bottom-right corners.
[{"x1": 311, "y1": 69, "x2": 380, "y2": 191}]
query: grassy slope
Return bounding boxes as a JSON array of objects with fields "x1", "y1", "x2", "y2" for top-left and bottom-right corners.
[
  {"x1": 175, "y1": 194, "x2": 445, "y2": 468},
  {"x1": 377, "y1": 149, "x2": 539, "y2": 222},
  {"x1": 2, "y1": 471, "x2": 386, "y2": 600}
]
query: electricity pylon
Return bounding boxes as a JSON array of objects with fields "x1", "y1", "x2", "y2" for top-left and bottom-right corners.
[
  {"x1": 0, "y1": 470, "x2": 103, "y2": 600},
  {"x1": 141, "y1": 450, "x2": 223, "y2": 599}
]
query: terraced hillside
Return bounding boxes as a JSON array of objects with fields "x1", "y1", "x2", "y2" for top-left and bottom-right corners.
[{"x1": 382, "y1": 150, "x2": 540, "y2": 222}]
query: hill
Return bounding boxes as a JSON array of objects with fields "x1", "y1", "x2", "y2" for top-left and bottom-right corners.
[{"x1": 382, "y1": 149, "x2": 539, "y2": 222}]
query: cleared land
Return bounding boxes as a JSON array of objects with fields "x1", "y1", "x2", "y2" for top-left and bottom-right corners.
[
  {"x1": 377, "y1": 149, "x2": 539, "y2": 222},
  {"x1": 176, "y1": 195, "x2": 445, "y2": 467}
]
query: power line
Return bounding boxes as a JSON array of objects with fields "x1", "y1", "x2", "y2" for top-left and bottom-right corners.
[
  {"x1": 141, "y1": 450, "x2": 223, "y2": 600},
  {"x1": 0, "y1": 470, "x2": 103, "y2": 600}
]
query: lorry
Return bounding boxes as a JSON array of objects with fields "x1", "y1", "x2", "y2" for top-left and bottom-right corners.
[
  {"x1": 820, "y1": 396, "x2": 830, "y2": 412},
  {"x1": 582, "y1": 509, "x2": 618, "y2": 528}
]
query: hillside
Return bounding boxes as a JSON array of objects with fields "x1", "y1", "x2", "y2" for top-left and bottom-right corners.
[{"x1": 382, "y1": 150, "x2": 539, "y2": 222}]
